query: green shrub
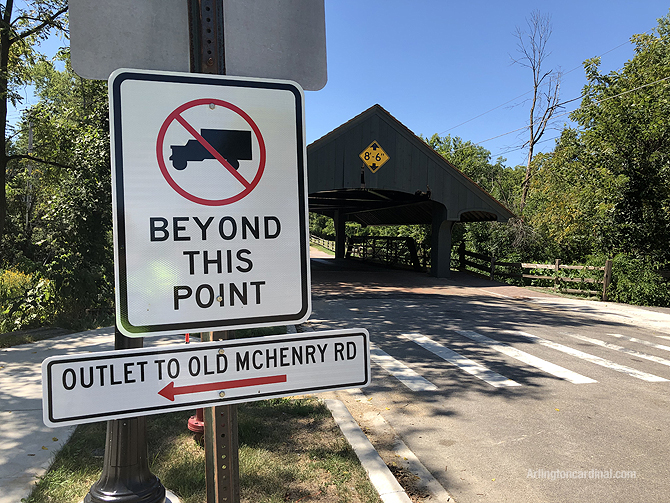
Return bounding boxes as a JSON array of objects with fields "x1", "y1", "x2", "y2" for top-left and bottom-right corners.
[
  {"x1": 0, "y1": 269, "x2": 59, "y2": 332},
  {"x1": 607, "y1": 254, "x2": 670, "y2": 307}
]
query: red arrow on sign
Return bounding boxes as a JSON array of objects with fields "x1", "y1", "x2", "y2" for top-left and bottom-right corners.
[{"x1": 158, "y1": 374, "x2": 287, "y2": 402}]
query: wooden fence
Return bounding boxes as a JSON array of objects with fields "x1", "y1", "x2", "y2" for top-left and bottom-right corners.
[
  {"x1": 309, "y1": 235, "x2": 425, "y2": 270},
  {"x1": 310, "y1": 237, "x2": 615, "y2": 300},
  {"x1": 346, "y1": 236, "x2": 423, "y2": 271},
  {"x1": 310, "y1": 235, "x2": 336, "y2": 252},
  {"x1": 458, "y1": 243, "x2": 613, "y2": 301}
]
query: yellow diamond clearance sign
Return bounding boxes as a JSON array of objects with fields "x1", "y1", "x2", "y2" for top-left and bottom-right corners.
[{"x1": 359, "y1": 141, "x2": 389, "y2": 173}]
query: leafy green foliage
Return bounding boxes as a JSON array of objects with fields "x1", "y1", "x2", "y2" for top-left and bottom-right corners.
[
  {"x1": 1, "y1": 1, "x2": 68, "y2": 108},
  {"x1": 423, "y1": 133, "x2": 540, "y2": 263},
  {"x1": 309, "y1": 212, "x2": 334, "y2": 238},
  {"x1": 539, "y1": 11, "x2": 670, "y2": 263},
  {"x1": 1, "y1": 1, "x2": 69, "y2": 240},
  {"x1": 515, "y1": 11, "x2": 670, "y2": 305},
  {"x1": 526, "y1": 134, "x2": 618, "y2": 262},
  {"x1": 607, "y1": 254, "x2": 670, "y2": 306},
  {"x1": 2, "y1": 50, "x2": 114, "y2": 330},
  {"x1": 0, "y1": 267, "x2": 56, "y2": 331},
  {"x1": 424, "y1": 133, "x2": 523, "y2": 210}
]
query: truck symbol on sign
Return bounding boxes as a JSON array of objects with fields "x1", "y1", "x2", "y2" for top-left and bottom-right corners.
[{"x1": 170, "y1": 129, "x2": 252, "y2": 170}]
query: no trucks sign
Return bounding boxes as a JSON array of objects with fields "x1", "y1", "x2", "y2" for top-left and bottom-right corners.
[{"x1": 109, "y1": 70, "x2": 310, "y2": 337}]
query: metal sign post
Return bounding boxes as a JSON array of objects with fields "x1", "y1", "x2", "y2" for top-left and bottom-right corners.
[
  {"x1": 202, "y1": 330, "x2": 240, "y2": 502},
  {"x1": 204, "y1": 404, "x2": 240, "y2": 501},
  {"x1": 190, "y1": 8, "x2": 234, "y2": 502}
]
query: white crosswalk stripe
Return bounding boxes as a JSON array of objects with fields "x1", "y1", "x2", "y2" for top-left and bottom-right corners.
[
  {"x1": 606, "y1": 333, "x2": 670, "y2": 353},
  {"x1": 508, "y1": 330, "x2": 669, "y2": 382},
  {"x1": 369, "y1": 329, "x2": 670, "y2": 394},
  {"x1": 456, "y1": 330, "x2": 597, "y2": 384},
  {"x1": 402, "y1": 333, "x2": 521, "y2": 388},
  {"x1": 564, "y1": 332, "x2": 670, "y2": 368},
  {"x1": 369, "y1": 345, "x2": 438, "y2": 392}
]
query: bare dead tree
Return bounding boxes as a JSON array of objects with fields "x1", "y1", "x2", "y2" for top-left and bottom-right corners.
[{"x1": 512, "y1": 10, "x2": 562, "y2": 214}]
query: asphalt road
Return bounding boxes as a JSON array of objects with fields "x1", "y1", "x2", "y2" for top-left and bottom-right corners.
[{"x1": 307, "y1": 256, "x2": 670, "y2": 503}]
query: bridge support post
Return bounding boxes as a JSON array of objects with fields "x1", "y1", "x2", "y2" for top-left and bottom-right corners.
[
  {"x1": 333, "y1": 210, "x2": 347, "y2": 259},
  {"x1": 431, "y1": 206, "x2": 453, "y2": 278}
]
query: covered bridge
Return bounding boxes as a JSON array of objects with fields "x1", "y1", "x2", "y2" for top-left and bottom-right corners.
[{"x1": 307, "y1": 104, "x2": 514, "y2": 277}]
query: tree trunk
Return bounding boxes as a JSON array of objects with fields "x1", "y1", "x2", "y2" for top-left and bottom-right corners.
[
  {"x1": 0, "y1": 0, "x2": 13, "y2": 240},
  {"x1": 519, "y1": 144, "x2": 533, "y2": 214},
  {"x1": 519, "y1": 85, "x2": 537, "y2": 215},
  {"x1": 513, "y1": 10, "x2": 560, "y2": 216}
]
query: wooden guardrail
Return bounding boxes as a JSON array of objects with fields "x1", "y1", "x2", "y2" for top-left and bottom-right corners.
[
  {"x1": 310, "y1": 234, "x2": 428, "y2": 271},
  {"x1": 310, "y1": 235, "x2": 336, "y2": 252},
  {"x1": 458, "y1": 243, "x2": 613, "y2": 301},
  {"x1": 346, "y1": 236, "x2": 423, "y2": 271}
]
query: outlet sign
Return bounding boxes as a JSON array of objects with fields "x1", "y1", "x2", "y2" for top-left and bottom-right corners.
[
  {"x1": 110, "y1": 69, "x2": 310, "y2": 337},
  {"x1": 42, "y1": 329, "x2": 371, "y2": 427}
]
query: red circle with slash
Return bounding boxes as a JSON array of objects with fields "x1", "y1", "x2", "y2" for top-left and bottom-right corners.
[{"x1": 156, "y1": 98, "x2": 266, "y2": 206}]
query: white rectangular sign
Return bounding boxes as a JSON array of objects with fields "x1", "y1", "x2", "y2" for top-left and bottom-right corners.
[
  {"x1": 42, "y1": 330, "x2": 370, "y2": 428},
  {"x1": 110, "y1": 70, "x2": 310, "y2": 336},
  {"x1": 69, "y1": 0, "x2": 327, "y2": 90}
]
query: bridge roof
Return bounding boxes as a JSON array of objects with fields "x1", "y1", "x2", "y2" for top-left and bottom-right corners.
[{"x1": 307, "y1": 104, "x2": 515, "y2": 225}]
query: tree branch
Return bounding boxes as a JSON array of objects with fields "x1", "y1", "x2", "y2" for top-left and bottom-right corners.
[
  {"x1": 9, "y1": 5, "x2": 67, "y2": 44},
  {"x1": 7, "y1": 153, "x2": 73, "y2": 170},
  {"x1": 10, "y1": 14, "x2": 55, "y2": 26}
]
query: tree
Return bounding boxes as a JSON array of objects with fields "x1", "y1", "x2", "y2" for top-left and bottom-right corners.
[
  {"x1": 512, "y1": 10, "x2": 562, "y2": 214},
  {"x1": 526, "y1": 131, "x2": 616, "y2": 262},
  {"x1": 567, "y1": 11, "x2": 670, "y2": 262},
  {"x1": 425, "y1": 133, "x2": 522, "y2": 210},
  {"x1": 425, "y1": 133, "x2": 540, "y2": 260},
  {"x1": 3, "y1": 49, "x2": 114, "y2": 327},
  {"x1": 0, "y1": 0, "x2": 67, "y2": 241}
]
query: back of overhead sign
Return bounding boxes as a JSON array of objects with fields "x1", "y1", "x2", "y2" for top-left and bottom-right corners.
[{"x1": 68, "y1": 0, "x2": 327, "y2": 91}]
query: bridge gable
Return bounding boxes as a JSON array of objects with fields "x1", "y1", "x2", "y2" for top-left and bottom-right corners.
[{"x1": 307, "y1": 104, "x2": 514, "y2": 224}]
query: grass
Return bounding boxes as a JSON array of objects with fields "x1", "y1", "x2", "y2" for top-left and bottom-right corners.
[
  {"x1": 309, "y1": 242, "x2": 335, "y2": 255},
  {"x1": 24, "y1": 398, "x2": 381, "y2": 503}
]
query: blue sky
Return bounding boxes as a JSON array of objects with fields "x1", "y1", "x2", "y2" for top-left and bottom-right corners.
[
  {"x1": 9, "y1": 0, "x2": 670, "y2": 167},
  {"x1": 305, "y1": 0, "x2": 670, "y2": 166}
]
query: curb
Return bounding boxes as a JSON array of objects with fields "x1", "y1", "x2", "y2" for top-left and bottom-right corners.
[
  {"x1": 325, "y1": 399, "x2": 412, "y2": 503},
  {"x1": 346, "y1": 389, "x2": 455, "y2": 503},
  {"x1": 298, "y1": 322, "x2": 413, "y2": 502}
]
